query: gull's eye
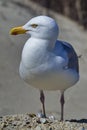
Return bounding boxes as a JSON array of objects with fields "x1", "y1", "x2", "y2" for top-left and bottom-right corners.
[{"x1": 31, "y1": 24, "x2": 38, "y2": 28}]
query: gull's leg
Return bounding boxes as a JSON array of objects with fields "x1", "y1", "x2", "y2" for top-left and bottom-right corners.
[
  {"x1": 40, "y1": 90, "x2": 46, "y2": 118},
  {"x1": 60, "y1": 91, "x2": 65, "y2": 121}
]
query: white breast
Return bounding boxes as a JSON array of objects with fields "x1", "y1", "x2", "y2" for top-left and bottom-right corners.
[{"x1": 19, "y1": 38, "x2": 79, "y2": 91}]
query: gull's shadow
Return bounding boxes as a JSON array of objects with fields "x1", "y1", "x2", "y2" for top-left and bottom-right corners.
[{"x1": 66, "y1": 119, "x2": 87, "y2": 123}]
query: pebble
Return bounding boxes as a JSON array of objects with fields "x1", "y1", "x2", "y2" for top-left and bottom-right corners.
[
  {"x1": 49, "y1": 115, "x2": 55, "y2": 121},
  {"x1": 35, "y1": 126, "x2": 41, "y2": 130},
  {"x1": 37, "y1": 112, "x2": 43, "y2": 118},
  {"x1": 78, "y1": 127, "x2": 85, "y2": 130},
  {"x1": 0, "y1": 114, "x2": 87, "y2": 130},
  {"x1": 40, "y1": 118, "x2": 47, "y2": 124}
]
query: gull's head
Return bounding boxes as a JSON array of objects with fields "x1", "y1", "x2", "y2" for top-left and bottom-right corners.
[{"x1": 10, "y1": 16, "x2": 59, "y2": 40}]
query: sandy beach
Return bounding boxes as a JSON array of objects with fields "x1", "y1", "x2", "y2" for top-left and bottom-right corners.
[{"x1": 0, "y1": 0, "x2": 87, "y2": 120}]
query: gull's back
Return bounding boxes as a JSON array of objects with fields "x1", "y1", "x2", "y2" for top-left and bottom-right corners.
[{"x1": 55, "y1": 40, "x2": 79, "y2": 73}]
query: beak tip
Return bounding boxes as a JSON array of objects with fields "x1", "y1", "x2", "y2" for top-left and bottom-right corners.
[
  {"x1": 9, "y1": 31, "x2": 17, "y2": 35},
  {"x1": 9, "y1": 31, "x2": 12, "y2": 35},
  {"x1": 9, "y1": 28, "x2": 17, "y2": 35},
  {"x1": 9, "y1": 26, "x2": 27, "y2": 35}
]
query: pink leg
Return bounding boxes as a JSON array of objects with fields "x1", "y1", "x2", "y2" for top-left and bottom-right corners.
[
  {"x1": 60, "y1": 91, "x2": 65, "y2": 121},
  {"x1": 40, "y1": 90, "x2": 46, "y2": 118}
]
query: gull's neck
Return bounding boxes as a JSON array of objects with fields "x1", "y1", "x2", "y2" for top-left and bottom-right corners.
[
  {"x1": 29, "y1": 37, "x2": 56, "y2": 50},
  {"x1": 21, "y1": 37, "x2": 56, "y2": 68}
]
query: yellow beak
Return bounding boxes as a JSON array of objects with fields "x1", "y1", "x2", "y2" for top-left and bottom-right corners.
[{"x1": 10, "y1": 26, "x2": 27, "y2": 35}]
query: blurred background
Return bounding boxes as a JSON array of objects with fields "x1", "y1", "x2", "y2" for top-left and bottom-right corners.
[
  {"x1": 31, "y1": 0, "x2": 87, "y2": 29},
  {"x1": 0, "y1": 0, "x2": 87, "y2": 120}
]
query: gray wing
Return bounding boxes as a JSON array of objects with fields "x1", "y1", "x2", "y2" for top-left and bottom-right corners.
[{"x1": 61, "y1": 41, "x2": 79, "y2": 73}]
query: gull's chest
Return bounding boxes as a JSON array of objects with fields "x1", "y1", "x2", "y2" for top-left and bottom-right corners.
[
  {"x1": 19, "y1": 39, "x2": 69, "y2": 84},
  {"x1": 21, "y1": 40, "x2": 49, "y2": 69}
]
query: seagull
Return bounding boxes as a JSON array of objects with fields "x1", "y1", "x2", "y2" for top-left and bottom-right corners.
[{"x1": 10, "y1": 16, "x2": 79, "y2": 120}]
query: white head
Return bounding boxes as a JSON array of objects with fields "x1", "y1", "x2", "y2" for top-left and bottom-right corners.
[
  {"x1": 23, "y1": 16, "x2": 59, "y2": 40},
  {"x1": 10, "y1": 16, "x2": 59, "y2": 41}
]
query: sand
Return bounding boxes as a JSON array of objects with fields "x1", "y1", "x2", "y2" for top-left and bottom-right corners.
[
  {"x1": 0, "y1": 0, "x2": 87, "y2": 121},
  {"x1": 0, "y1": 114, "x2": 87, "y2": 130}
]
